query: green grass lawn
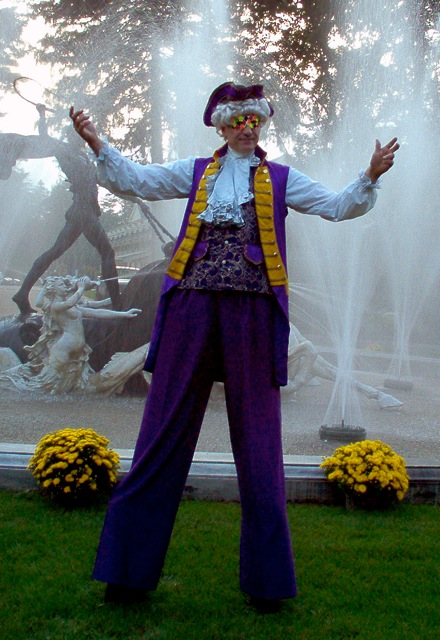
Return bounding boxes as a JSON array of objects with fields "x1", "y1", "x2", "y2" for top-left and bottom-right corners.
[{"x1": 1, "y1": 490, "x2": 439, "y2": 640}]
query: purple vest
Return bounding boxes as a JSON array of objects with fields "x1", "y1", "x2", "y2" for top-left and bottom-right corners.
[{"x1": 144, "y1": 145, "x2": 291, "y2": 385}]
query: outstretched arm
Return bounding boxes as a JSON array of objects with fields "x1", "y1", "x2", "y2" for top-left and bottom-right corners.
[
  {"x1": 364, "y1": 137, "x2": 400, "y2": 183},
  {"x1": 68, "y1": 106, "x2": 194, "y2": 201},
  {"x1": 80, "y1": 307, "x2": 142, "y2": 319},
  {"x1": 69, "y1": 106, "x2": 104, "y2": 157},
  {"x1": 81, "y1": 297, "x2": 112, "y2": 309}
]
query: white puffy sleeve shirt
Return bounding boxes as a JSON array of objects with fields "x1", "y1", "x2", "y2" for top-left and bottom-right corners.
[{"x1": 94, "y1": 142, "x2": 379, "y2": 221}]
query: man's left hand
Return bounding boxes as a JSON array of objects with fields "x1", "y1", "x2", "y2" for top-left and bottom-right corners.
[{"x1": 365, "y1": 137, "x2": 400, "y2": 183}]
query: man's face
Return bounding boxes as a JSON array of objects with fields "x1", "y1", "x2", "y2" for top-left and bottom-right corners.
[{"x1": 221, "y1": 113, "x2": 261, "y2": 154}]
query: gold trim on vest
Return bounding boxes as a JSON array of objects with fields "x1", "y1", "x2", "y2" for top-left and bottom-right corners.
[
  {"x1": 167, "y1": 151, "x2": 289, "y2": 295},
  {"x1": 166, "y1": 156, "x2": 220, "y2": 279},
  {"x1": 254, "y1": 163, "x2": 288, "y2": 293}
]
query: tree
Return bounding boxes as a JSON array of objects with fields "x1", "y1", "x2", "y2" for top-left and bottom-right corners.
[
  {"x1": 30, "y1": 0, "x2": 192, "y2": 161},
  {"x1": 228, "y1": 0, "x2": 339, "y2": 161},
  {"x1": 0, "y1": 7, "x2": 27, "y2": 102},
  {"x1": 11, "y1": 0, "x2": 440, "y2": 164},
  {"x1": 0, "y1": 168, "x2": 50, "y2": 276},
  {"x1": 30, "y1": 0, "x2": 338, "y2": 160}
]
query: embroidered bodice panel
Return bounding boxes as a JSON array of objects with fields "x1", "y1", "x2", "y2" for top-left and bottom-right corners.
[{"x1": 178, "y1": 200, "x2": 271, "y2": 294}]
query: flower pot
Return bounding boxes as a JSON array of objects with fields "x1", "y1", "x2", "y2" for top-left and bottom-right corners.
[
  {"x1": 321, "y1": 440, "x2": 410, "y2": 507},
  {"x1": 345, "y1": 492, "x2": 395, "y2": 511}
]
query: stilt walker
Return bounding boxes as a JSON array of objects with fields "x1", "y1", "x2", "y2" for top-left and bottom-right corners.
[{"x1": 70, "y1": 82, "x2": 399, "y2": 609}]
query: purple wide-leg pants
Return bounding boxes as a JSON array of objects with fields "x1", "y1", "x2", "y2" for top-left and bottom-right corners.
[{"x1": 93, "y1": 289, "x2": 297, "y2": 600}]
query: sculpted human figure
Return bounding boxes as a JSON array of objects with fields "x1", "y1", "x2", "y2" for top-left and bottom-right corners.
[
  {"x1": 0, "y1": 132, "x2": 121, "y2": 315},
  {"x1": 209, "y1": 322, "x2": 403, "y2": 408},
  {"x1": 0, "y1": 275, "x2": 141, "y2": 394},
  {"x1": 70, "y1": 81, "x2": 399, "y2": 609},
  {"x1": 285, "y1": 323, "x2": 403, "y2": 408}
]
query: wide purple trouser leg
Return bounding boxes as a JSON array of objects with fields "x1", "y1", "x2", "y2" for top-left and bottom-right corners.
[
  {"x1": 220, "y1": 293, "x2": 296, "y2": 599},
  {"x1": 93, "y1": 290, "x2": 297, "y2": 599}
]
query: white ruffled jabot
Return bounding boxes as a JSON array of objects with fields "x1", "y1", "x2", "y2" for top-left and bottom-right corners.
[{"x1": 197, "y1": 147, "x2": 260, "y2": 227}]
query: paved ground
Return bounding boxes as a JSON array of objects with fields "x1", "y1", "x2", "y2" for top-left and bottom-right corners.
[
  {"x1": 1, "y1": 286, "x2": 439, "y2": 462},
  {"x1": 1, "y1": 370, "x2": 438, "y2": 463}
]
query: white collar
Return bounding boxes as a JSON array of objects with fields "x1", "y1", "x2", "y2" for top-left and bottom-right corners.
[{"x1": 197, "y1": 147, "x2": 259, "y2": 227}]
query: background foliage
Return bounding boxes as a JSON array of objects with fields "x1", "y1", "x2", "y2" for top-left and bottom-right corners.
[
  {"x1": 2, "y1": 0, "x2": 439, "y2": 159},
  {"x1": 1, "y1": 0, "x2": 440, "y2": 278}
]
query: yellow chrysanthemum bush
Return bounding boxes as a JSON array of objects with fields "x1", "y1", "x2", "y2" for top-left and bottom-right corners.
[
  {"x1": 28, "y1": 428, "x2": 120, "y2": 505},
  {"x1": 320, "y1": 439, "x2": 410, "y2": 507}
]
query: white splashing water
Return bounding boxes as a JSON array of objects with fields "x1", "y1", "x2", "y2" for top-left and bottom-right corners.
[
  {"x1": 159, "y1": 0, "x2": 233, "y2": 158},
  {"x1": 288, "y1": 0, "x2": 440, "y2": 428},
  {"x1": 2, "y1": 0, "x2": 440, "y2": 434}
]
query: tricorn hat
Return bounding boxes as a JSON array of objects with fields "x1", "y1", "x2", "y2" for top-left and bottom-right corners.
[{"x1": 203, "y1": 82, "x2": 274, "y2": 127}]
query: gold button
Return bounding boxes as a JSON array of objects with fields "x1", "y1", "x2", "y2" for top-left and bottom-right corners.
[
  {"x1": 273, "y1": 252, "x2": 278, "y2": 257},
  {"x1": 263, "y1": 169, "x2": 268, "y2": 174},
  {"x1": 276, "y1": 265, "x2": 281, "y2": 269},
  {"x1": 265, "y1": 178, "x2": 270, "y2": 183}
]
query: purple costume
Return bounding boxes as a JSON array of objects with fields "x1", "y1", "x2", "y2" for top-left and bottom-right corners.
[
  {"x1": 91, "y1": 82, "x2": 378, "y2": 601},
  {"x1": 144, "y1": 149, "x2": 291, "y2": 386},
  {"x1": 93, "y1": 150, "x2": 298, "y2": 599}
]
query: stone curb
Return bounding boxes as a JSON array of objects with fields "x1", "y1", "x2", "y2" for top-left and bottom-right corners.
[{"x1": 1, "y1": 443, "x2": 438, "y2": 505}]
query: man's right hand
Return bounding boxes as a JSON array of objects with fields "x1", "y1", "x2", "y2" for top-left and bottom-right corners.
[{"x1": 69, "y1": 106, "x2": 104, "y2": 157}]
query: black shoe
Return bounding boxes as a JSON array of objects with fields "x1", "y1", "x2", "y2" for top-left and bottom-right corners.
[
  {"x1": 104, "y1": 583, "x2": 148, "y2": 604},
  {"x1": 248, "y1": 596, "x2": 282, "y2": 614}
]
